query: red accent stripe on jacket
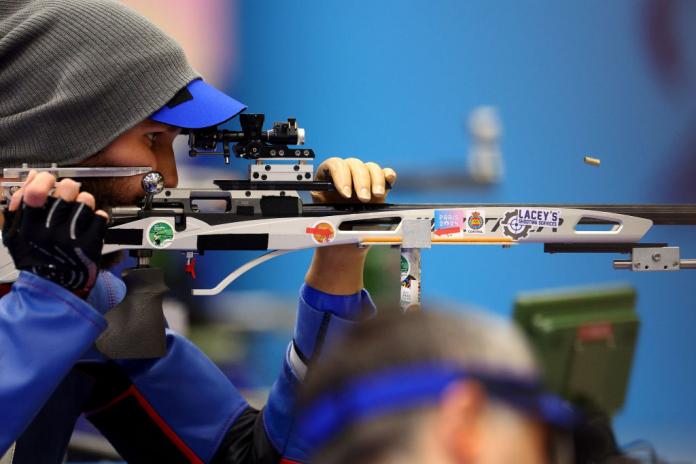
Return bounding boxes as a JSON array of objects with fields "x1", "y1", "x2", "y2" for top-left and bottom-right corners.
[{"x1": 85, "y1": 384, "x2": 204, "y2": 464}]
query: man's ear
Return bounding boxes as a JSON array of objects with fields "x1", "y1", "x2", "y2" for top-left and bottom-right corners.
[{"x1": 435, "y1": 380, "x2": 486, "y2": 464}]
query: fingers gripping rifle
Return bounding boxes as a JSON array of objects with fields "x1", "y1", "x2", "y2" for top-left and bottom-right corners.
[{"x1": 3, "y1": 113, "x2": 696, "y2": 359}]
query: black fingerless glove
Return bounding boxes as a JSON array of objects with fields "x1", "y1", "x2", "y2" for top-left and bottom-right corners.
[{"x1": 2, "y1": 196, "x2": 107, "y2": 293}]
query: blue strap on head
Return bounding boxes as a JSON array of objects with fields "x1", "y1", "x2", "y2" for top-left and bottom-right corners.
[{"x1": 298, "y1": 363, "x2": 577, "y2": 450}]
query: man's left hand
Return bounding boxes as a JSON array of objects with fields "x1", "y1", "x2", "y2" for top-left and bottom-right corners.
[
  {"x1": 306, "y1": 158, "x2": 397, "y2": 295},
  {"x1": 311, "y1": 157, "x2": 396, "y2": 204}
]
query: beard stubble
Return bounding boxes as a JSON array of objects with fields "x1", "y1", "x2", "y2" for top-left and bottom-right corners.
[{"x1": 78, "y1": 176, "x2": 145, "y2": 269}]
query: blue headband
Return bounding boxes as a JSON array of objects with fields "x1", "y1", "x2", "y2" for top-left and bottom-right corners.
[{"x1": 298, "y1": 363, "x2": 577, "y2": 450}]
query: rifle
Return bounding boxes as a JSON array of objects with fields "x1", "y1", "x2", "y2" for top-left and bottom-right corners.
[{"x1": 3, "y1": 113, "x2": 696, "y2": 357}]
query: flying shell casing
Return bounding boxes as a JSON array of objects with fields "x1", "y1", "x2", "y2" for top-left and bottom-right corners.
[{"x1": 584, "y1": 156, "x2": 601, "y2": 166}]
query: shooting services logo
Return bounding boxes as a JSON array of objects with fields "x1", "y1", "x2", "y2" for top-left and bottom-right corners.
[
  {"x1": 466, "y1": 210, "x2": 485, "y2": 234},
  {"x1": 306, "y1": 221, "x2": 335, "y2": 244},
  {"x1": 147, "y1": 221, "x2": 175, "y2": 248},
  {"x1": 501, "y1": 208, "x2": 560, "y2": 240}
]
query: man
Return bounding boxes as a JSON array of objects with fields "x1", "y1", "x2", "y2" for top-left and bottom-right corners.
[
  {"x1": 0, "y1": 0, "x2": 392, "y2": 462},
  {"x1": 297, "y1": 311, "x2": 634, "y2": 464},
  {"x1": 297, "y1": 310, "x2": 574, "y2": 464}
]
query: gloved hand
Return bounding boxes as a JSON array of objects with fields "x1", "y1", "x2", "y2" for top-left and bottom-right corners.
[{"x1": 2, "y1": 171, "x2": 109, "y2": 294}]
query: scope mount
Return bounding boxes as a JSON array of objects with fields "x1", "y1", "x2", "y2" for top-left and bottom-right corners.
[
  {"x1": 188, "y1": 113, "x2": 313, "y2": 163},
  {"x1": 187, "y1": 113, "x2": 333, "y2": 192}
]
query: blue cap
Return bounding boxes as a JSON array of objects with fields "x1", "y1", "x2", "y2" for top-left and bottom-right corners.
[{"x1": 150, "y1": 78, "x2": 247, "y2": 128}]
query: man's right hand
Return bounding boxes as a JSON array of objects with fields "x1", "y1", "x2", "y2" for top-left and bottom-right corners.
[{"x1": 2, "y1": 171, "x2": 109, "y2": 294}]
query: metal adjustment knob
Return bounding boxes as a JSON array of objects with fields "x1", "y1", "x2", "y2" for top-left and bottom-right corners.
[{"x1": 141, "y1": 171, "x2": 164, "y2": 210}]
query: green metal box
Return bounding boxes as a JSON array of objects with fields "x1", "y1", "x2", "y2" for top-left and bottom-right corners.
[{"x1": 513, "y1": 286, "x2": 639, "y2": 415}]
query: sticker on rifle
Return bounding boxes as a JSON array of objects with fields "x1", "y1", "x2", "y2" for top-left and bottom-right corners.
[
  {"x1": 400, "y1": 250, "x2": 420, "y2": 312},
  {"x1": 516, "y1": 208, "x2": 560, "y2": 227},
  {"x1": 501, "y1": 210, "x2": 530, "y2": 240},
  {"x1": 147, "y1": 221, "x2": 174, "y2": 248},
  {"x1": 400, "y1": 255, "x2": 410, "y2": 274},
  {"x1": 465, "y1": 210, "x2": 485, "y2": 234},
  {"x1": 306, "y1": 221, "x2": 335, "y2": 244},
  {"x1": 433, "y1": 210, "x2": 464, "y2": 237},
  {"x1": 501, "y1": 208, "x2": 561, "y2": 240}
]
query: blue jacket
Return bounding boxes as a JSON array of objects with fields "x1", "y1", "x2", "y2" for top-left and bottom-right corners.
[{"x1": 0, "y1": 271, "x2": 374, "y2": 463}]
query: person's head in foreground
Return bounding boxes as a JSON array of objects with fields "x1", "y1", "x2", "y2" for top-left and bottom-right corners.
[{"x1": 298, "y1": 310, "x2": 579, "y2": 464}]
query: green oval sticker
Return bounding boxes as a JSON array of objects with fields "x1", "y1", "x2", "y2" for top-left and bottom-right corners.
[{"x1": 148, "y1": 221, "x2": 174, "y2": 248}]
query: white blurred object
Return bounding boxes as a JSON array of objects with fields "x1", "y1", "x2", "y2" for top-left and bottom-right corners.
[
  {"x1": 163, "y1": 297, "x2": 189, "y2": 336},
  {"x1": 0, "y1": 443, "x2": 15, "y2": 464},
  {"x1": 205, "y1": 291, "x2": 297, "y2": 331},
  {"x1": 467, "y1": 106, "x2": 504, "y2": 184}
]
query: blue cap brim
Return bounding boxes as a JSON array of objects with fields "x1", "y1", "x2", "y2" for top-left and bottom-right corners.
[{"x1": 150, "y1": 78, "x2": 247, "y2": 129}]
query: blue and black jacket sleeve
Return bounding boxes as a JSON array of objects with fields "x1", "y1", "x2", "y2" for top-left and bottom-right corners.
[
  {"x1": 82, "y1": 284, "x2": 374, "y2": 464},
  {"x1": 212, "y1": 284, "x2": 376, "y2": 464},
  {"x1": 0, "y1": 272, "x2": 107, "y2": 456}
]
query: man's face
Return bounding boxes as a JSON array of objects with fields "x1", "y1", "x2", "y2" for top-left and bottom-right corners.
[{"x1": 78, "y1": 119, "x2": 181, "y2": 209}]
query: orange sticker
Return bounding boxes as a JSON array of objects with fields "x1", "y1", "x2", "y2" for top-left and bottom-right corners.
[{"x1": 306, "y1": 222, "x2": 335, "y2": 244}]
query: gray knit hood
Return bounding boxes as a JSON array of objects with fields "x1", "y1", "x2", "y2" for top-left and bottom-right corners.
[{"x1": 0, "y1": 0, "x2": 199, "y2": 168}]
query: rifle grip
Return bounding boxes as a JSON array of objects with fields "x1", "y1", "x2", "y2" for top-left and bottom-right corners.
[{"x1": 95, "y1": 267, "x2": 168, "y2": 359}]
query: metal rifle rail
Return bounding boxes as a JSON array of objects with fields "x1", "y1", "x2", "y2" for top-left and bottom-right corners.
[{"x1": 300, "y1": 203, "x2": 696, "y2": 225}]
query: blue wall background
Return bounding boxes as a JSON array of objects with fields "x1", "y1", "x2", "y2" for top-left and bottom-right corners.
[{"x1": 196, "y1": 1, "x2": 696, "y2": 458}]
